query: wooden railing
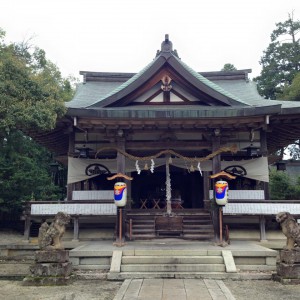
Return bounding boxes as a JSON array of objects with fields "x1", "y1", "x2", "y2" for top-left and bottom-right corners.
[{"x1": 23, "y1": 200, "x2": 117, "y2": 241}]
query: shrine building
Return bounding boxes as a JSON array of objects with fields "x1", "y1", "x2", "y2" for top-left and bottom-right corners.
[{"x1": 26, "y1": 35, "x2": 300, "y2": 242}]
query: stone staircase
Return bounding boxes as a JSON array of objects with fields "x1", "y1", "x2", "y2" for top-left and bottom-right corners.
[
  {"x1": 107, "y1": 248, "x2": 277, "y2": 280},
  {"x1": 108, "y1": 249, "x2": 232, "y2": 280}
]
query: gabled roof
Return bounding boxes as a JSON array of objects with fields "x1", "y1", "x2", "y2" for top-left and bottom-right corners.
[
  {"x1": 66, "y1": 35, "x2": 300, "y2": 120},
  {"x1": 67, "y1": 35, "x2": 257, "y2": 110},
  {"x1": 30, "y1": 35, "x2": 300, "y2": 156}
]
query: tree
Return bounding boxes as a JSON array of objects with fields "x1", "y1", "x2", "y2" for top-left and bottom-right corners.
[
  {"x1": 0, "y1": 29, "x2": 73, "y2": 136},
  {"x1": 0, "y1": 131, "x2": 64, "y2": 212},
  {"x1": 269, "y1": 169, "x2": 300, "y2": 200},
  {"x1": 254, "y1": 13, "x2": 300, "y2": 99},
  {"x1": 221, "y1": 63, "x2": 237, "y2": 71},
  {"x1": 0, "y1": 29, "x2": 73, "y2": 213},
  {"x1": 282, "y1": 72, "x2": 300, "y2": 101}
]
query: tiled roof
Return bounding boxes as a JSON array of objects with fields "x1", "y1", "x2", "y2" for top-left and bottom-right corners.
[
  {"x1": 67, "y1": 74, "x2": 276, "y2": 110},
  {"x1": 66, "y1": 34, "x2": 300, "y2": 113},
  {"x1": 87, "y1": 57, "x2": 160, "y2": 108},
  {"x1": 173, "y1": 56, "x2": 249, "y2": 105},
  {"x1": 66, "y1": 81, "x2": 122, "y2": 108}
]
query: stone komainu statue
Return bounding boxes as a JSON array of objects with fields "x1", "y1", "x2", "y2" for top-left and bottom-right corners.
[
  {"x1": 38, "y1": 212, "x2": 71, "y2": 250},
  {"x1": 276, "y1": 212, "x2": 300, "y2": 250}
]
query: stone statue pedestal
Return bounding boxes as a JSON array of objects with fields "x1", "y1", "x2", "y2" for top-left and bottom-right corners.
[
  {"x1": 274, "y1": 249, "x2": 300, "y2": 284},
  {"x1": 23, "y1": 250, "x2": 72, "y2": 286}
]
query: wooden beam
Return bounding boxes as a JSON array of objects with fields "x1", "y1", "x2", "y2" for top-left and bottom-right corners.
[
  {"x1": 76, "y1": 116, "x2": 265, "y2": 128},
  {"x1": 125, "y1": 140, "x2": 211, "y2": 150}
]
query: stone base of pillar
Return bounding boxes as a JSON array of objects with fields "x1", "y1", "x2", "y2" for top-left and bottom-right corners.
[
  {"x1": 274, "y1": 249, "x2": 300, "y2": 284},
  {"x1": 23, "y1": 250, "x2": 72, "y2": 286}
]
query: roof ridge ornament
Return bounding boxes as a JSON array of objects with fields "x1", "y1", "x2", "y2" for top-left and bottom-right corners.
[
  {"x1": 156, "y1": 34, "x2": 180, "y2": 58},
  {"x1": 161, "y1": 34, "x2": 173, "y2": 52}
]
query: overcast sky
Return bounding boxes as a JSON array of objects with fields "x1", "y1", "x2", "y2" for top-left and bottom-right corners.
[{"x1": 1, "y1": 0, "x2": 300, "y2": 80}]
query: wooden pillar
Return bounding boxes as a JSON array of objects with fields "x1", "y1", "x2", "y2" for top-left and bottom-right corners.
[
  {"x1": 116, "y1": 138, "x2": 126, "y2": 243},
  {"x1": 126, "y1": 179, "x2": 132, "y2": 209},
  {"x1": 212, "y1": 136, "x2": 221, "y2": 242},
  {"x1": 260, "y1": 129, "x2": 270, "y2": 200},
  {"x1": 67, "y1": 130, "x2": 75, "y2": 201},
  {"x1": 72, "y1": 216, "x2": 79, "y2": 241},
  {"x1": 203, "y1": 171, "x2": 210, "y2": 209}
]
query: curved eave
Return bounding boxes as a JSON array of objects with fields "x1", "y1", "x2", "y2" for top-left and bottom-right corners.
[
  {"x1": 281, "y1": 106, "x2": 300, "y2": 114},
  {"x1": 67, "y1": 104, "x2": 281, "y2": 119},
  {"x1": 23, "y1": 118, "x2": 71, "y2": 156}
]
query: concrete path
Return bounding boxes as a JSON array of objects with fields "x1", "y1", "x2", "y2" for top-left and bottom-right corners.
[{"x1": 114, "y1": 278, "x2": 236, "y2": 300}]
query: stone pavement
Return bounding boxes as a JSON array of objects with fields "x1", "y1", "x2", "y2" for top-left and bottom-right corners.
[{"x1": 114, "y1": 278, "x2": 236, "y2": 300}]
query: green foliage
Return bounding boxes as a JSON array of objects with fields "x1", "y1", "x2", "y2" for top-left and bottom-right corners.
[
  {"x1": 0, "y1": 29, "x2": 74, "y2": 135},
  {"x1": 0, "y1": 131, "x2": 64, "y2": 212},
  {"x1": 254, "y1": 13, "x2": 300, "y2": 99},
  {"x1": 282, "y1": 72, "x2": 300, "y2": 101},
  {"x1": 221, "y1": 63, "x2": 237, "y2": 71},
  {"x1": 269, "y1": 169, "x2": 300, "y2": 200},
  {"x1": 0, "y1": 29, "x2": 73, "y2": 213}
]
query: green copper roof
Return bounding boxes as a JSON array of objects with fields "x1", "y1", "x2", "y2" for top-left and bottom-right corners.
[
  {"x1": 66, "y1": 35, "x2": 300, "y2": 115},
  {"x1": 86, "y1": 57, "x2": 160, "y2": 108},
  {"x1": 172, "y1": 56, "x2": 249, "y2": 105}
]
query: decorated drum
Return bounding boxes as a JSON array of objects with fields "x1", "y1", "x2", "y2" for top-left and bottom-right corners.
[
  {"x1": 215, "y1": 180, "x2": 229, "y2": 206},
  {"x1": 114, "y1": 182, "x2": 127, "y2": 207}
]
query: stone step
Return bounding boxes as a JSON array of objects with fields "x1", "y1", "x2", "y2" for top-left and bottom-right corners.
[
  {"x1": 107, "y1": 271, "x2": 273, "y2": 280},
  {"x1": 182, "y1": 234, "x2": 214, "y2": 240},
  {"x1": 122, "y1": 255, "x2": 224, "y2": 265},
  {"x1": 121, "y1": 264, "x2": 225, "y2": 272},
  {"x1": 127, "y1": 234, "x2": 156, "y2": 239},
  {"x1": 72, "y1": 264, "x2": 110, "y2": 270},
  {"x1": 70, "y1": 250, "x2": 113, "y2": 257},
  {"x1": 237, "y1": 265, "x2": 276, "y2": 271},
  {"x1": 133, "y1": 249, "x2": 222, "y2": 256}
]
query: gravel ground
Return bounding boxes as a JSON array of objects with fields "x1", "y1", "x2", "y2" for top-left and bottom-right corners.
[
  {"x1": 1, "y1": 279, "x2": 300, "y2": 300},
  {"x1": 2, "y1": 230, "x2": 300, "y2": 300},
  {"x1": 0, "y1": 280, "x2": 122, "y2": 300},
  {"x1": 225, "y1": 279, "x2": 300, "y2": 300}
]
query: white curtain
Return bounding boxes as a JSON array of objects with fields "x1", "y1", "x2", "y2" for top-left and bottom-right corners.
[{"x1": 67, "y1": 156, "x2": 269, "y2": 184}]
